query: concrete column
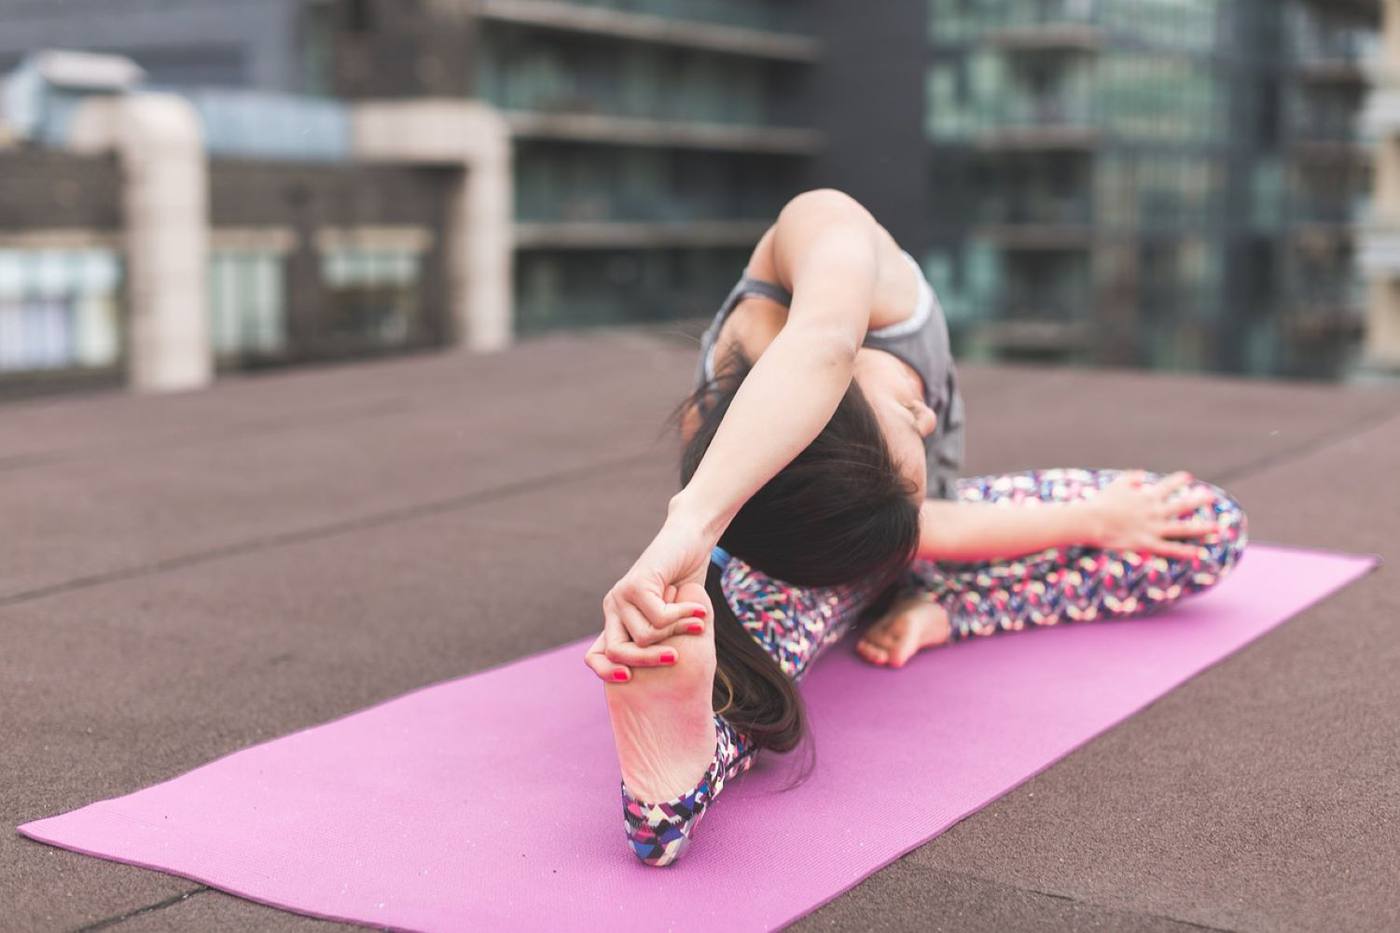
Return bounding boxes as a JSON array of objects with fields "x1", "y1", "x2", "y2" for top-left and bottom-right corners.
[
  {"x1": 65, "y1": 93, "x2": 212, "y2": 392},
  {"x1": 350, "y1": 99, "x2": 514, "y2": 352}
]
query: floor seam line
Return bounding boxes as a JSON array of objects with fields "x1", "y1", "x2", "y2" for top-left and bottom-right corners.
[
  {"x1": 1214, "y1": 404, "x2": 1400, "y2": 485},
  {"x1": 71, "y1": 886, "x2": 210, "y2": 931},
  {"x1": 0, "y1": 448, "x2": 658, "y2": 611},
  {"x1": 924, "y1": 867, "x2": 1238, "y2": 932}
]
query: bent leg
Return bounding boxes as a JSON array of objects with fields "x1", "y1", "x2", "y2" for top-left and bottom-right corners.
[{"x1": 902, "y1": 468, "x2": 1248, "y2": 641}]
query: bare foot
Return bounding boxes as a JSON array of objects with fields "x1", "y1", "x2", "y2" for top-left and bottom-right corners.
[
  {"x1": 603, "y1": 620, "x2": 719, "y2": 805},
  {"x1": 856, "y1": 594, "x2": 952, "y2": 669}
]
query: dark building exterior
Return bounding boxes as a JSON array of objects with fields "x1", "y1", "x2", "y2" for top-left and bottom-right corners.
[
  {"x1": 919, "y1": 0, "x2": 1376, "y2": 379},
  {"x1": 0, "y1": 0, "x2": 1382, "y2": 397}
]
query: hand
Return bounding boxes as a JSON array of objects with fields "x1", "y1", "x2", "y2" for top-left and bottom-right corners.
[
  {"x1": 583, "y1": 580, "x2": 713, "y2": 683},
  {"x1": 1086, "y1": 470, "x2": 1217, "y2": 560},
  {"x1": 582, "y1": 513, "x2": 716, "y2": 682}
]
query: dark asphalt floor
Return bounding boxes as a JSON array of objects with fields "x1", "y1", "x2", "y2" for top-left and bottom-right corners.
[{"x1": 4, "y1": 328, "x2": 1398, "y2": 932}]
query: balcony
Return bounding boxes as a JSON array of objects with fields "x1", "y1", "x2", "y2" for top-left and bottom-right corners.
[
  {"x1": 970, "y1": 93, "x2": 1101, "y2": 150},
  {"x1": 975, "y1": 194, "x2": 1095, "y2": 247},
  {"x1": 514, "y1": 218, "x2": 770, "y2": 249},
  {"x1": 475, "y1": 0, "x2": 822, "y2": 62},
  {"x1": 504, "y1": 111, "x2": 824, "y2": 153},
  {"x1": 931, "y1": 0, "x2": 1221, "y2": 54},
  {"x1": 1287, "y1": 7, "x2": 1378, "y2": 83}
]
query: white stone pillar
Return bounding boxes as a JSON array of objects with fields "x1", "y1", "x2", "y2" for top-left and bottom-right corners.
[
  {"x1": 66, "y1": 93, "x2": 212, "y2": 392},
  {"x1": 350, "y1": 99, "x2": 514, "y2": 352}
]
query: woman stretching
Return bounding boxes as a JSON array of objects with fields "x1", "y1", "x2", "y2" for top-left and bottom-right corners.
[{"x1": 582, "y1": 189, "x2": 1247, "y2": 867}]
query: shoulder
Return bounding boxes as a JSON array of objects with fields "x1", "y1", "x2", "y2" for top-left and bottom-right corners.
[
  {"x1": 771, "y1": 189, "x2": 880, "y2": 308},
  {"x1": 773, "y1": 190, "x2": 876, "y2": 264}
]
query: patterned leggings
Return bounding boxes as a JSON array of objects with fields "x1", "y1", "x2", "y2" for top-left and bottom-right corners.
[{"x1": 621, "y1": 468, "x2": 1249, "y2": 866}]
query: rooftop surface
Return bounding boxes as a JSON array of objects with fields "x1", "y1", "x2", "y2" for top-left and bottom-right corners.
[{"x1": 4, "y1": 328, "x2": 1399, "y2": 932}]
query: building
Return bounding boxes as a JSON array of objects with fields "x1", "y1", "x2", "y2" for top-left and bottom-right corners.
[
  {"x1": 0, "y1": 0, "x2": 822, "y2": 395},
  {"x1": 920, "y1": 0, "x2": 1376, "y2": 379},
  {"x1": 0, "y1": 0, "x2": 1384, "y2": 398},
  {"x1": 322, "y1": 0, "x2": 825, "y2": 333},
  {"x1": 1361, "y1": 0, "x2": 1400, "y2": 370}
]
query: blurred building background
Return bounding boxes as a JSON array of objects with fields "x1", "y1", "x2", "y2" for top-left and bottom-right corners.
[{"x1": 0, "y1": 0, "x2": 1391, "y2": 399}]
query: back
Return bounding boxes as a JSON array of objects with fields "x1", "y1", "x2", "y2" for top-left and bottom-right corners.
[{"x1": 695, "y1": 252, "x2": 965, "y2": 500}]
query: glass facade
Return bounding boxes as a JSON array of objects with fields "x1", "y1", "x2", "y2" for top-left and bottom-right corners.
[
  {"x1": 928, "y1": 0, "x2": 1375, "y2": 378},
  {"x1": 209, "y1": 248, "x2": 287, "y2": 358},
  {"x1": 482, "y1": 6, "x2": 817, "y2": 335},
  {"x1": 320, "y1": 245, "x2": 426, "y2": 349},
  {"x1": 0, "y1": 248, "x2": 122, "y2": 374},
  {"x1": 515, "y1": 247, "x2": 749, "y2": 334},
  {"x1": 477, "y1": 26, "x2": 795, "y2": 128},
  {"x1": 515, "y1": 144, "x2": 791, "y2": 224}
]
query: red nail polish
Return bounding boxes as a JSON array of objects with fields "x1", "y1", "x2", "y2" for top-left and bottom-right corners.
[
  {"x1": 686, "y1": 623, "x2": 704, "y2": 634},
  {"x1": 691, "y1": 608, "x2": 707, "y2": 619},
  {"x1": 660, "y1": 650, "x2": 677, "y2": 664},
  {"x1": 612, "y1": 670, "x2": 629, "y2": 682}
]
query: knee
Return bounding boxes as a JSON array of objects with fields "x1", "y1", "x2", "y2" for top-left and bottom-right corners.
[{"x1": 1190, "y1": 479, "x2": 1248, "y2": 576}]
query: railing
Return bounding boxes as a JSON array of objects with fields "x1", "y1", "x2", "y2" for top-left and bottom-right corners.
[
  {"x1": 977, "y1": 194, "x2": 1093, "y2": 226},
  {"x1": 475, "y1": 51, "x2": 789, "y2": 127},
  {"x1": 1286, "y1": 4, "x2": 1378, "y2": 68},
  {"x1": 930, "y1": 0, "x2": 1222, "y2": 52},
  {"x1": 562, "y1": 0, "x2": 799, "y2": 34}
]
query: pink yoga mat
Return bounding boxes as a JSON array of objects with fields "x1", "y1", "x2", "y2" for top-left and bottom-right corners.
[{"x1": 18, "y1": 545, "x2": 1375, "y2": 931}]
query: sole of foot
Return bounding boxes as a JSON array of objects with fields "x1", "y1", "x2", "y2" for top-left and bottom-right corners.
[
  {"x1": 604, "y1": 625, "x2": 720, "y2": 804},
  {"x1": 855, "y1": 595, "x2": 952, "y2": 669}
]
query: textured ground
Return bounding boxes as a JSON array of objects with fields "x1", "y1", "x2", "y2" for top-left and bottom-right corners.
[{"x1": 4, "y1": 327, "x2": 1398, "y2": 932}]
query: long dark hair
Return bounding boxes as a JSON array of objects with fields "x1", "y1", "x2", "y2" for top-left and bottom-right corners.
[{"x1": 673, "y1": 346, "x2": 920, "y2": 761}]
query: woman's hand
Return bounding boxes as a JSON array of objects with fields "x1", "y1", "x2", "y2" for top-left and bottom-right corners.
[
  {"x1": 582, "y1": 513, "x2": 716, "y2": 683},
  {"x1": 1085, "y1": 470, "x2": 1218, "y2": 560}
]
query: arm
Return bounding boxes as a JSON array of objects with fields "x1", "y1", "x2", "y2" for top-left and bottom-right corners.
[
  {"x1": 915, "y1": 498, "x2": 1100, "y2": 563},
  {"x1": 915, "y1": 472, "x2": 1219, "y2": 564},
  {"x1": 667, "y1": 189, "x2": 879, "y2": 542}
]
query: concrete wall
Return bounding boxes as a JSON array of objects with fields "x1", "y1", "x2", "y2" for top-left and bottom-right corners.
[{"x1": 804, "y1": 0, "x2": 929, "y2": 252}]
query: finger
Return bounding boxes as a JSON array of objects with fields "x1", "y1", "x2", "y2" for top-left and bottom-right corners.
[
  {"x1": 605, "y1": 601, "x2": 681, "y2": 666},
  {"x1": 1159, "y1": 519, "x2": 1216, "y2": 540},
  {"x1": 663, "y1": 584, "x2": 678, "y2": 603},
  {"x1": 618, "y1": 600, "x2": 664, "y2": 648},
  {"x1": 1153, "y1": 471, "x2": 1192, "y2": 496},
  {"x1": 584, "y1": 635, "x2": 632, "y2": 683},
  {"x1": 622, "y1": 584, "x2": 708, "y2": 642},
  {"x1": 1147, "y1": 539, "x2": 1202, "y2": 561},
  {"x1": 651, "y1": 600, "x2": 710, "y2": 640},
  {"x1": 1169, "y1": 490, "x2": 1216, "y2": 516}
]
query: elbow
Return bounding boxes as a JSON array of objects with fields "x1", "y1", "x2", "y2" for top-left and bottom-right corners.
[{"x1": 802, "y1": 328, "x2": 860, "y2": 372}]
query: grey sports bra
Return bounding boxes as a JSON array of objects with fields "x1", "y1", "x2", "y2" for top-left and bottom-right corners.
[{"x1": 694, "y1": 250, "x2": 966, "y2": 500}]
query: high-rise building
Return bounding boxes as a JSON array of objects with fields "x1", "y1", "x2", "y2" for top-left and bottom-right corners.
[{"x1": 921, "y1": 0, "x2": 1376, "y2": 379}]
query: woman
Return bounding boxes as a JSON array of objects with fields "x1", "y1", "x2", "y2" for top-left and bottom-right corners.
[{"x1": 582, "y1": 189, "x2": 1247, "y2": 867}]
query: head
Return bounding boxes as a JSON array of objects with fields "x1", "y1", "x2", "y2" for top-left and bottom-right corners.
[{"x1": 672, "y1": 346, "x2": 925, "y2": 763}]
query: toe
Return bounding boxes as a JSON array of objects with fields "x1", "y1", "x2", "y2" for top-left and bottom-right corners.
[
  {"x1": 855, "y1": 638, "x2": 888, "y2": 666},
  {"x1": 888, "y1": 621, "x2": 924, "y2": 668}
]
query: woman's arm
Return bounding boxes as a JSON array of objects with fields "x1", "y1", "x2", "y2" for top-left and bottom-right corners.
[
  {"x1": 916, "y1": 472, "x2": 1218, "y2": 564},
  {"x1": 667, "y1": 189, "x2": 880, "y2": 542}
]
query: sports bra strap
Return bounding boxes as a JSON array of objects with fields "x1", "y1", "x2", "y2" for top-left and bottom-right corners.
[{"x1": 726, "y1": 275, "x2": 792, "y2": 310}]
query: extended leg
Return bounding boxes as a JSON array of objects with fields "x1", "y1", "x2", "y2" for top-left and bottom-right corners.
[{"x1": 618, "y1": 558, "x2": 884, "y2": 865}]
